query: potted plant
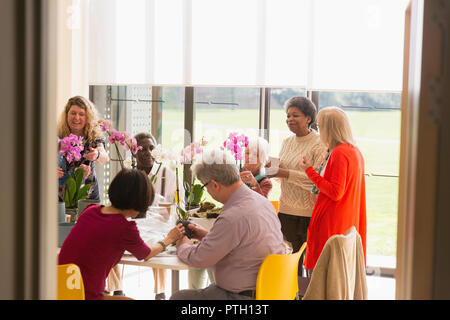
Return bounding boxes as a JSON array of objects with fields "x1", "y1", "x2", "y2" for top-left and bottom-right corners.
[
  {"x1": 59, "y1": 134, "x2": 91, "y2": 222},
  {"x1": 63, "y1": 166, "x2": 91, "y2": 222},
  {"x1": 174, "y1": 138, "x2": 208, "y2": 238}
]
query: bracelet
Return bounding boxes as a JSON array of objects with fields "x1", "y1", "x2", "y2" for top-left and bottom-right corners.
[
  {"x1": 158, "y1": 240, "x2": 167, "y2": 251},
  {"x1": 94, "y1": 149, "x2": 100, "y2": 161}
]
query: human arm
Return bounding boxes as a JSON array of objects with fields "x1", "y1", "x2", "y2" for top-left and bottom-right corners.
[
  {"x1": 84, "y1": 145, "x2": 109, "y2": 164},
  {"x1": 176, "y1": 215, "x2": 240, "y2": 269},
  {"x1": 143, "y1": 223, "x2": 185, "y2": 261},
  {"x1": 57, "y1": 167, "x2": 64, "y2": 179},
  {"x1": 304, "y1": 150, "x2": 348, "y2": 201},
  {"x1": 274, "y1": 143, "x2": 328, "y2": 190}
]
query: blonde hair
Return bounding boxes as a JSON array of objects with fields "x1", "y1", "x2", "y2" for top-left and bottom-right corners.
[
  {"x1": 317, "y1": 106, "x2": 355, "y2": 149},
  {"x1": 57, "y1": 96, "x2": 103, "y2": 143}
]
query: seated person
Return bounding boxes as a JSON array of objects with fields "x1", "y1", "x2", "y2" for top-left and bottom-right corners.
[
  {"x1": 170, "y1": 149, "x2": 286, "y2": 300},
  {"x1": 239, "y1": 136, "x2": 272, "y2": 198},
  {"x1": 58, "y1": 168, "x2": 185, "y2": 300}
]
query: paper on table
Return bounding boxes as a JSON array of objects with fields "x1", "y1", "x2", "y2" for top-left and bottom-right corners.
[{"x1": 265, "y1": 157, "x2": 280, "y2": 175}]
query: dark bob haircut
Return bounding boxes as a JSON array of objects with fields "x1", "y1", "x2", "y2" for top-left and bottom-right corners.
[
  {"x1": 108, "y1": 168, "x2": 154, "y2": 212},
  {"x1": 284, "y1": 96, "x2": 318, "y2": 130}
]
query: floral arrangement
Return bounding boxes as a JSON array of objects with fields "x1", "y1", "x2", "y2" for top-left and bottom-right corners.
[
  {"x1": 221, "y1": 132, "x2": 249, "y2": 169},
  {"x1": 150, "y1": 144, "x2": 177, "y2": 184},
  {"x1": 175, "y1": 137, "x2": 208, "y2": 221},
  {"x1": 58, "y1": 134, "x2": 91, "y2": 221},
  {"x1": 97, "y1": 119, "x2": 142, "y2": 169}
]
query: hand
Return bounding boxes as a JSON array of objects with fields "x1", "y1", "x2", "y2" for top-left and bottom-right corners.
[
  {"x1": 79, "y1": 164, "x2": 91, "y2": 178},
  {"x1": 240, "y1": 170, "x2": 258, "y2": 187},
  {"x1": 299, "y1": 156, "x2": 312, "y2": 171},
  {"x1": 85, "y1": 147, "x2": 99, "y2": 161},
  {"x1": 187, "y1": 223, "x2": 208, "y2": 240},
  {"x1": 310, "y1": 192, "x2": 318, "y2": 204},
  {"x1": 166, "y1": 223, "x2": 185, "y2": 243},
  {"x1": 57, "y1": 167, "x2": 64, "y2": 179}
]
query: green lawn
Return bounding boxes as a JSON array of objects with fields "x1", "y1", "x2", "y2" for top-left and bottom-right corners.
[{"x1": 161, "y1": 108, "x2": 400, "y2": 257}]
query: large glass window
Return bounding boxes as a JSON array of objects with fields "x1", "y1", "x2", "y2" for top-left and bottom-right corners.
[
  {"x1": 193, "y1": 87, "x2": 260, "y2": 204},
  {"x1": 318, "y1": 91, "x2": 401, "y2": 262}
]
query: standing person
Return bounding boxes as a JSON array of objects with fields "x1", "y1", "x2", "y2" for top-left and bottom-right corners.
[
  {"x1": 239, "y1": 136, "x2": 272, "y2": 198},
  {"x1": 300, "y1": 106, "x2": 366, "y2": 273},
  {"x1": 267, "y1": 96, "x2": 327, "y2": 275},
  {"x1": 58, "y1": 168, "x2": 185, "y2": 300},
  {"x1": 57, "y1": 96, "x2": 109, "y2": 201},
  {"x1": 133, "y1": 132, "x2": 181, "y2": 300},
  {"x1": 170, "y1": 149, "x2": 286, "y2": 300}
]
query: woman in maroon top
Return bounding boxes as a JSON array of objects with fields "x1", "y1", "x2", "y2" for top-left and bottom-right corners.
[
  {"x1": 240, "y1": 137, "x2": 272, "y2": 198},
  {"x1": 58, "y1": 168, "x2": 185, "y2": 300}
]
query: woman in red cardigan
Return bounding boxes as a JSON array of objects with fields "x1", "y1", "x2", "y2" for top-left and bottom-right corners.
[{"x1": 300, "y1": 106, "x2": 366, "y2": 272}]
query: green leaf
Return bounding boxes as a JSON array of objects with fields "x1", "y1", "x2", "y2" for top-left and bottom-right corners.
[
  {"x1": 64, "y1": 177, "x2": 77, "y2": 208},
  {"x1": 74, "y1": 167, "x2": 84, "y2": 190},
  {"x1": 76, "y1": 184, "x2": 91, "y2": 201},
  {"x1": 191, "y1": 184, "x2": 204, "y2": 205},
  {"x1": 176, "y1": 206, "x2": 187, "y2": 220}
]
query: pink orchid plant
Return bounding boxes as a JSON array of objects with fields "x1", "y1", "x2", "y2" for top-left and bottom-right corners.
[
  {"x1": 97, "y1": 119, "x2": 142, "y2": 169},
  {"x1": 175, "y1": 137, "x2": 208, "y2": 221},
  {"x1": 59, "y1": 133, "x2": 84, "y2": 166},
  {"x1": 58, "y1": 134, "x2": 91, "y2": 215},
  {"x1": 221, "y1": 132, "x2": 249, "y2": 169}
]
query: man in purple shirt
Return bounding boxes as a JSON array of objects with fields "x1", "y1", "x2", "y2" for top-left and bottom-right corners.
[{"x1": 171, "y1": 149, "x2": 286, "y2": 300}]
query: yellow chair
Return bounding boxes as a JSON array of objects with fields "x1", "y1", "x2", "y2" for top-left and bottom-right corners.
[
  {"x1": 256, "y1": 242, "x2": 306, "y2": 300},
  {"x1": 57, "y1": 264, "x2": 85, "y2": 300},
  {"x1": 270, "y1": 200, "x2": 279, "y2": 214}
]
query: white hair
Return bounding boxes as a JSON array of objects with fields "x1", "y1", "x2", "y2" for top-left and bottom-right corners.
[
  {"x1": 247, "y1": 136, "x2": 270, "y2": 165},
  {"x1": 191, "y1": 149, "x2": 240, "y2": 186}
]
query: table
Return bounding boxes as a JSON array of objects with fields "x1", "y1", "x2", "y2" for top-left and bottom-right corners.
[{"x1": 119, "y1": 252, "x2": 191, "y2": 293}]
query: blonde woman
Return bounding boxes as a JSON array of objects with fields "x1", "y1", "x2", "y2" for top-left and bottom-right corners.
[
  {"x1": 57, "y1": 96, "x2": 109, "y2": 201},
  {"x1": 300, "y1": 106, "x2": 367, "y2": 273}
]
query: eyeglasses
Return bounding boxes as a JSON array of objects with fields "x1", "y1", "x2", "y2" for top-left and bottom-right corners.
[{"x1": 201, "y1": 181, "x2": 210, "y2": 189}]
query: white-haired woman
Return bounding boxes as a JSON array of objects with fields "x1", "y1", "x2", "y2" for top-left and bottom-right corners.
[
  {"x1": 300, "y1": 106, "x2": 367, "y2": 273},
  {"x1": 239, "y1": 137, "x2": 272, "y2": 198}
]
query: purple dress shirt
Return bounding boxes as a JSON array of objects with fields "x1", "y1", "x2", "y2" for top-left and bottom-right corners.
[{"x1": 177, "y1": 184, "x2": 285, "y2": 293}]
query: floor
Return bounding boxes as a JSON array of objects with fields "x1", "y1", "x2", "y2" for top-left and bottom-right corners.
[{"x1": 119, "y1": 265, "x2": 396, "y2": 300}]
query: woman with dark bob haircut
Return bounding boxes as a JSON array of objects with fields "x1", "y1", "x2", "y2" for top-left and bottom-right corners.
[
  {"x1": 58, "y1": 168, "x2": 185, "y2": 300},
  {"x1": 108, "y1": 168, "x2": 155, "y2": 212}
]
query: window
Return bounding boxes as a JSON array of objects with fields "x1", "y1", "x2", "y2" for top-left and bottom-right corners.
[{"x1": 318, "y1": 91, "x2": 401, "y2": 262}]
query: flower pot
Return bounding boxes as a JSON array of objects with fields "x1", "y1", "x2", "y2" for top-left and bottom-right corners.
[
  {"x1": 65, "y1": 207, "x2": 78, "y2": 223},
  {"x1": 57, "y1": 202, "x2": 66, "y2": 223},
  {"x1": 58, "y1": 222, "x2": 75, "y2": 247},
  {"x1": 77, "y1": 199, "x2": 100, "y2": 216}
]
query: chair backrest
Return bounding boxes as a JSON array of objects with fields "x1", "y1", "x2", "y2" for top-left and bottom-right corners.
[
  {"x1": 270, "y1": 200, "x2": 279, "y2": 214},
  {"x1": 57, "y1": 264, "x2": 85, "y2": 300},
  {"x1": 256, "y1": 242, "x2": 306, "y2": 300}
]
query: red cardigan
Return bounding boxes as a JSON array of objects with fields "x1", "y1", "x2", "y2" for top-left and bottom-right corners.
[{"x1": 304, "y1": 143, "x2": 366, "y2": 270}]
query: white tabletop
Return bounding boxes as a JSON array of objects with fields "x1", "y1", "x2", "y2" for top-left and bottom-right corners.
[{"x1": 119, "y1": 252, "x2": 190, "y2": 270}]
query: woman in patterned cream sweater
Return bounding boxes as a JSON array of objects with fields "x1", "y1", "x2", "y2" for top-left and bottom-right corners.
[{"x1": 268, "y1": 96, "x2": 327, "y2": 275}]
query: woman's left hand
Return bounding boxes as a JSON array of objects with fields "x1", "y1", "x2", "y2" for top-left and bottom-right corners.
[
  {"x1": 85, "y1": 147, "x2": 99, "y2": 161},
  {"x1": 299, "y1": 156, "x2": 312, "y2": 171}
]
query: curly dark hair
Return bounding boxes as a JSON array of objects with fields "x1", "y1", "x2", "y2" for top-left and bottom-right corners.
[{"x1": 284, "y1": 96, "x2": 318, "y2": 130}]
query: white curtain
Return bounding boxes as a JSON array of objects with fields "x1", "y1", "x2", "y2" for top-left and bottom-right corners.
[{"x1": 88, "y1": 0, "x2": 409, "y2": 91}]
